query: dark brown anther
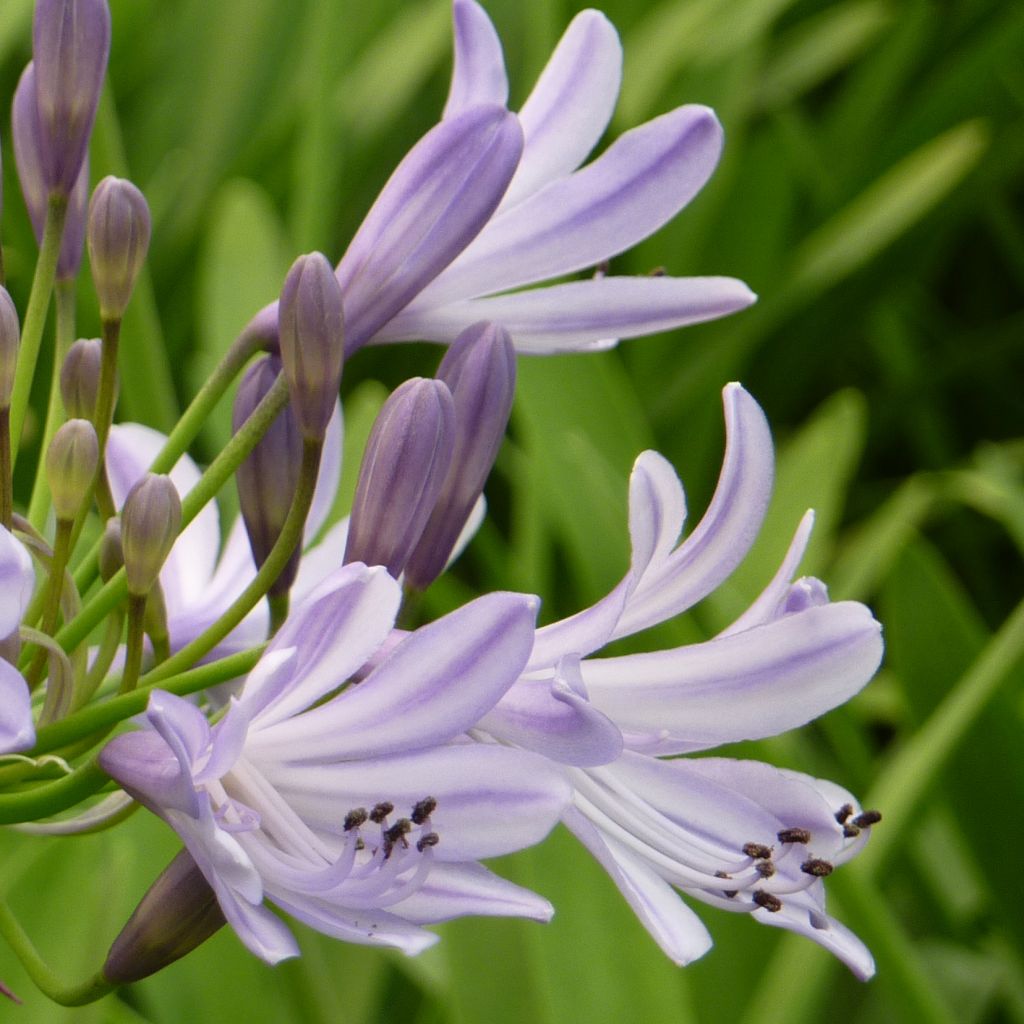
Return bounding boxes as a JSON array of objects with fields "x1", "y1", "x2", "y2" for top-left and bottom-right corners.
[
  {"x1": 344, "y1": 808, "x2": 368, "y2": 831},
  {"x1": 777, "y1": 827, "x2": 812, "y2": 845},
  {"x1": 743, "y1": 842, "x2": 773, "y2": 860},
  {"x1": 714, "y1": 870, "x2": 731, "y2": 879},
  {"x1": 370, "y1": 802, "x2": 394, "y2": 823},
  {"x1": 416, "y1": 832, "x2": 440, "y2": 852},
  {"x1": 593, "y1": 260, "x2": 610, "y2": 278},
  {"x1": 384, "y1": 819, "x2": 412, "y2": 843},
  {"x1": 835, "y1": 803, "x2": 854, "y2": 824},
  {"x1": 752, "y1": 891, "x2": 783, "y2": 913},
  {"x1": 722, "y1": 890, "x2": 738, "y2": 898},
  {"x1": 842, "y1": 824, "x2": 862, "y2": 839},
  {"x1": 411, "y1": 797, "x2": 437, "y2": 825},
  {"x1": 801, "y1": 858, "x2": 834, "y2": 877},
  {"x1": 852, "y1": 810, "x2": 882, "y2": 829},
  {"x1": 647, "y1": 266, "x2": 667, "y2": 277},
  {"x1": 755, "y1": 861, "x2": 776, "y2": 879}
]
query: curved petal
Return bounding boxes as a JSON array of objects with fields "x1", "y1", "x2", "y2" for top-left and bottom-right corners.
[
  {"x1": 245, "y1": 564, "x2": 401, "y2": 725},
  {"x1": 100, "y1": 727, "x2": 197, "y2": 816},
  {"x1": 0, "y1": 661, "x2": 34, "y2": 753},
  {"x1": 393, "y1": 861, "x2": 553, "y2": 924},
  {"x1": 414, "y1": 105, "x2": 723, "y2": 307},
  {"x1": 563, "y1": 805, "x2": 714, "y2": 966},
  {"x1": 480, "y1": 657, "x2": 624, "y2": 767},
  {"x1": 443, "y1": 0, "x2": 508, "y2": 118},
  {"x1": 268, "y1": 744, "x2": 571, "y2": 861},
  {"x1": 628, "y1": 450, "x2": 688, "y2": 581},
  {"x1": 615, "y1": 383, "x2": 774, "y2": 637},
  {"x1": 0, "y1": 527, "x2": 35, "y2": 638},
  {"x1": 529, "y1": 574, "x2": 630, "y2": 669},
  {"x1": 378, "y1": 275, "x2": 756, "y2": 352},
  {"x1": 337, "y1": 105, "x2": 523, "y2": 352},
  {"x1": 306, "y1": 401, "x2": 344, "y2": 541},
  {"x1": 584, "y1": 602, "x2": 884, "y2": 750},
  {"x1": 502, "y1": 10, "x2": 622, "y2": 207},
  {"x1": 293, "y1": 518, "x2": 349, "y2": 600},
  {"x1": 250, "y1": 591, "x2": 539, "y2": 758}
]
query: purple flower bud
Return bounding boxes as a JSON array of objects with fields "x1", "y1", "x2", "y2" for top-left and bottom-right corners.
[
  {"x1": 277, "y1": 252, "x2": 345, "y2": 441},
  {"x1": 87, "y1": 175, "x2": 152, "y2": 320},
  {"x1": 120, "y1": 473, "x2": 181, "y2": 596},
  {"x1": 60, "y1": 337, "x2": 102, "y2": 419},
  {"x1": 32, "y1": 0, "x2": 111, "y2": 195},
  {"x1": 345, "y1": 377, "x2": 456, "y2": 578},
  {"x1": 405, "y1": 322, "x2": 516, "y2": 590},
  {"x1": 232, "y1": 355, "x2": 303, "y2": 596},
  {"x1": 0, "y1": 288, "x2": 20, "y2": 410},
  {"x1": 103, "y1": 849, "x2": 225, "y2": 984},
  {"x1": 12, "y1": 62, "x2": 90, "y2": 279},
  {"x1": 45, "y1": 418, "x2": 98, "y2": 521}
]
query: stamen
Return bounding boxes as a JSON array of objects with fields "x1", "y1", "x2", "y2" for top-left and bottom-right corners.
[
  {"x1": 842, "y1": 824, "x2": 861, "y2": 839},
  {"x1": 851, "y1": 810, "x2": 881, "y2": 828},
  {"x1": 370, "y1": 802, "x2": 394, "y2": 823},
  {"x1": 755, "y1": 860, "x2": 776, "y2": 879},
  {"x1": 752, "y1": 891, "x2": 783, "y2": 913},
  {"x1": 382, "y1": 818, "x2": 412, "y2": 858},
  {"x1": 411, "y1": 797, "x2": 437, "y2": 825},
  {"x1": 344, "y1": 808, "x2": 368, "y2": 831},
  {"x1": 777, "y1": 827, "x2": 811, "y2": 844},
  {"x1": 416, "y1": 832, "x2": 439, "y2": 852},
  {"x1": 800, "y1": 858, "x2": 834, "y2": 877},
  {"x1": 742, "y1": 842, "x2": 773, "y2": 860},
  {"x1": 834, "y1": 804, "x2": 854, "y2": 824}
]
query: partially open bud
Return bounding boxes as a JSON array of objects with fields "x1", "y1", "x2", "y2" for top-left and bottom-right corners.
[
  {"x1": 233, "y1": 354, "x2": 303, "y2": 596},
  {"x1": 345, "y1": 377, "x2": 455, "y2": 578},
  {"x1": 277, "y1": 252, "x2": 344, "y2": 441},
  {"x1": 0, "y1": 288, "x2": 20, "y2": 410},
  {"x1": 98, "y1": 516, "x2": 123, "y2": 582},
  {"x1": 87, "y1": 176, "x2": 152, "y2": 321},
  {"x1": 120, "y1": 474, "x2": 181, "y2": 596},
  {"x1": 405, "y1": 322, "x2": 516, "y2": 590},
  {"x1": 103, "y1": 849, "x2": 225, "y2": 984},
  {"x1": 45, "y1": 418, "x2": 98, "y2": 521},
  {"x1": 60, "y1": 337, "x2": 102, "y2": 419},
  {"x1": 32, "y1": 0, "x2": 111, "y2": 195},
  {"x1": 12, "y1": 63, "x2": 90, "y2": 279}
]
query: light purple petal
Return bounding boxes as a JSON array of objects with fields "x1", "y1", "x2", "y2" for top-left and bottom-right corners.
[
  {"x1": 0, "y1": 661, "x2": 35, "y2": 754},
  {"x1": 628, "y1": 450, "x2": 688, "y2": 580},
  {"x1": 0, "y1": 526, "x2": 35, "y2": 638},
  {"x1": 244, "y1": 564, "x2": 401, "y2": 725},
  {"x1": 293, "y1": 518, "x2": 349, "y2": 600},
  {"x1": 100, "y1": 727, "x2": 198, "y2": 816},
  {"x1": 337, "y1": 105, "x2": 523, "y2": 352},
  {"x1": 480, "y1": 656, "x2": 624, "y2": 766},
  {"x1": 614, "y1": 383, "x2": 774, "y2": 638},
  {"x1": 392, "y1": 861, "x2": 553, "y2": 924},
  {"x1": 563, "y1": 805, "x2": 714, "y2": 965},
  {"x1": 584, "y1": 602, "x2": 884, "y2": 750},
  {"x1": 250, "y1": 591, "x2": 538, "y2": 759},
  {"x1": 502, "y1": 10, "x2": 622, "y2": 207},
  {"x1": 377, "y1": 275, "x2": 756, "y2": 352},
  {"x1": 412, "y1": 105, "x2": 723, "y2": 307},
  {"x1": 306, "y1": 400, "x2": 343, "y2": 542},
  {"x1": 443, "y1": 0, "x2": 508, "y2": 118},
  {"x1": 267, "y1": 744, "x2": 571, "y2": 861}
]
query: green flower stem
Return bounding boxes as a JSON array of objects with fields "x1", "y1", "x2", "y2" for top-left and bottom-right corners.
[
  {"x1": 31, "y1": 645, "x2": 264, "y2": 758},
  {"x1": 0, "y1": 406, "x2": 11, "y2": 530},
  {"x1": 27, "y1": 279, "x2": 78, "y2": 531},
  {"x1": 854, "y1": 595, "x2": 1024, "y2": 877},
  {"x1": 74, "y1": 610, "x2": 124, "y2": 709},
  {"x1": 57, "y1": 374, "x2": 291, "y2": 658},
  {"x1": 25, "y1": 518, "x2": 74, "y2": 690},
  {"x1": 9, "y1": 194, "x2": 69, "y2": 466},
  {"x1": 142, "y1": 436, "x2": 321, "y2": 687},
  {"x1": 0, "y1": 758, "x2": 108, "y2": 825},
  {"x1": 0, "y1": 899, "x2": 114, "y2": 1006},
  {"x1": 120, "y1": 595, "x2": 147, "y2": 695},
  {"x1": 268, "y1": 591, "x2": 289, "y2": 636}
]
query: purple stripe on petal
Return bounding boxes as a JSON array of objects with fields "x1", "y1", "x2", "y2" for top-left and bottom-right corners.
[
  {"x1": 377, "y1": 275, "x2": 756, "y2": 352},
  {"x1": 336, "y1": 105, "x2": 523, "y2": 353},
  {"x1": 443, "y1": 0, "x2": 508, "y2": 119}
]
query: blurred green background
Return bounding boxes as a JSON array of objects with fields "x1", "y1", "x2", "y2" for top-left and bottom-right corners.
[{"x1": 1, "y1": 0, "x2": 1022, "y2": 1020}]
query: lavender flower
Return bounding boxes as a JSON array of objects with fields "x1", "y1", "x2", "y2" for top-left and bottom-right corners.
[
  {"x1": 100, "y1": 563, "x2": 571, "y2": 961},
  {"x1": 0, "y1": 527, "x2": 37, "y2": 753},
  {"x1": 243, "y1": 1, "x2": 753, "y2": 355},
  {"x1": 478, "y1": 384, "x2": 884, "y2": 977}
]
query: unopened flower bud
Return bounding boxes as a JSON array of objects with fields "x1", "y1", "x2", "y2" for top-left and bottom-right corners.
[
  {"x1": 345, "y1": 378, "x2": 455, "y2": 577},
  {"x1": 87, "y1": 176, "x2": 152, "y2": 321},
  {"x1": 98, "y1": 516, "x2": 123, "y2": 582},
  {"x1": 60, "y1": 338, "x2": 102, "y2": 419},
  {"x1": 102, "y1": 849, "x2": 225, "y2": 984},
  {"x1": 120, "y1": 474, "x2": 181, "y2": 596},
  {"x1": 45, "y1": 418, "x2": 98, "y2": 521},
  {"x1": 233, "y1": 355, "x2": 303, "y2": 595},
  {"x1": 12, "y1": 63, "x2": 90, "y2": 278},
  {"x1": 32, "y1": 0, "x2": 111, "y2": 195},
  {"x1": 405, "y1": 322, "x2": 516, "y2": 590},
  {"x1": 277, "y1": 252, "x2": 344, "y2": 441},
  {"x1": 0, "y1": 288, "x2": 20, "y2": 410}
]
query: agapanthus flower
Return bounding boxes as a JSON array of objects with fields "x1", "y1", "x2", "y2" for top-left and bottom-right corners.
[
  {"x1": 100, "y1": 563, "x2": 571, "y2": 961},
  {"x1": 477, "y1": 384, "x2": 884, "y2": 978},
  {"x1": 0, "y1": 525, "x2": 37, "y2": 754},
  {"x1": 243, "y1": 0, "x2": 753, "y2": 355}
]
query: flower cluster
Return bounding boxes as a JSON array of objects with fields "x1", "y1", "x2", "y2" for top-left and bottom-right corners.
[{"x1": 0, "y1": 0, "x2": 883, "y2": 1006}]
